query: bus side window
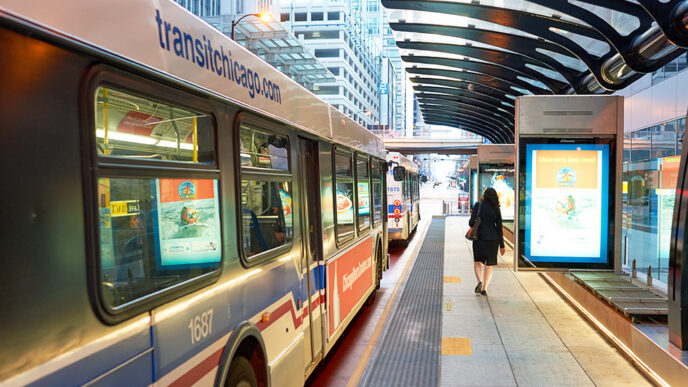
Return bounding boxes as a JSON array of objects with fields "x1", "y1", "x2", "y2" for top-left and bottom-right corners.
[
  {"x1": 334, "y1": 151, "x2": 355, "y2": 243},
  {"x1": 93, "y1": 86, "x2": 222, "y2": 312},
  {"x1": 372, "y1": 160, "x2": 382, "y2": 226},
  {"x1": 356, "y1": 155, "x2": 371, "y2": 233},
  {"x1": 238, "y1": 124, "x2": 293, "y2": 259}
]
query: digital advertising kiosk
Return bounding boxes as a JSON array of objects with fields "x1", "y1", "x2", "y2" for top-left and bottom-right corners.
[
  {"x1": 477, "y1": 144, "x2": 515, "y2": 224},
  {"x1": 469, "y1": 155, "x2": 478, "y2": 206},
  {"x1": 514, "y1": 95, "x2": 623, "y2": 271}
]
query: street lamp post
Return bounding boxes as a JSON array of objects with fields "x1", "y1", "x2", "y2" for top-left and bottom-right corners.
[{"x1": 231, "y1": 13, "x2": 270, "y2": 40}]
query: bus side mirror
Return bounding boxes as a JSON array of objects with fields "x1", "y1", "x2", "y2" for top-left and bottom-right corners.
[
  {"x1": 393, "y1": 166, "x2": 406, "y2": 181},
  {"x1": 420, "y1": 175, "x2": 428, "y2": 183}
]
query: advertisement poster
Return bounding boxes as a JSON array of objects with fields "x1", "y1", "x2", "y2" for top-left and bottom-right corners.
[
  {"x1": 471, "y1": 170, "x2": 479, "y2": 206},
  {"x1": 658, "y1": 156, "x2": 680, "y2": 260},
  {"x1": 155, "y1": 178, "x2": 222, "y2": 267},
  {"x1": 327, "y1": 237, "x2": 373, "y2": 338},
  {"x1": 525, "y1": 144, "x2": 609, "y2": 263},
  {"x1": 357, "y1": 182, "x2": 370, "y2": 216},
  {"x1": 98, "y1": 178, "x2": 115, "y2": 269},
  {"x1": 336, "y1": 183, "x2": 354, "y2": 224},
  {"x1": 479, "y1": 166, "x2": 515, "y2": 220},
  {"x1": 278, "y1": 185, "x2": 293, "y2": 229}
]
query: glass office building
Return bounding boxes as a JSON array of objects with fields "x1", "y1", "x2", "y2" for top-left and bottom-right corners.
[{"x1": 621, "y1": 53, "x2": 688, "y2": 286}]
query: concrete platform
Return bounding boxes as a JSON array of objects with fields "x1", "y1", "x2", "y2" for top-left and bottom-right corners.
[{"x1": 441, "y1": 216, "x2": 650, "y2": 387}]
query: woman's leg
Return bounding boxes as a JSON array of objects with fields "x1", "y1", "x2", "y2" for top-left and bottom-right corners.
[
  {"x1": 474, "y1": 261, "x2": 483, "y2": 283},
  {"x1": 483, "y1": 265, "x2": 494, "y2": 290}
]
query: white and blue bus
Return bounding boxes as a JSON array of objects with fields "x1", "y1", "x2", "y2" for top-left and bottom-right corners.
[
  {"x1": 0, "y1": 1, "x2": 388, "y2": 386},
  {"x1": 386, "y1": 152, "x2": 420, "y2": 246}
]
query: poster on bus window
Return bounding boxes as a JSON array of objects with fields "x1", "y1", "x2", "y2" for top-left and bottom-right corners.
[
  {"x1": 155, "y1": 178, "x2": 222, "y2": 267},
  {"x1": 278, "y1": 184, "x2": 293, "y2": 230},
  {"x1": 336, "y1": 183, "x2": 354, "y2": 224},
  {"x1": 479, "y1": 165, "x2": 515, "y2": 220},
  {"x1": 357, "y1": 182, "x2": 370, "y2": 216},
  {"x1": 525, "y1": 144, "x2": 609, "y2": 264}
]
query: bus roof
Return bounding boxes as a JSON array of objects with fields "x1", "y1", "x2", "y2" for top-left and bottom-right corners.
[
  {"x1": 386, "y1": 152, "x2": 419, "y2": 173},
  {"x1": 0, "y1": 0, "x2": 384, "y2": 158}
]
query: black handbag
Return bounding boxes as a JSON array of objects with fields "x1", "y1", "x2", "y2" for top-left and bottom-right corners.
[{"x1": 465, "y1": 203, "x2": 481, "y2": 241}]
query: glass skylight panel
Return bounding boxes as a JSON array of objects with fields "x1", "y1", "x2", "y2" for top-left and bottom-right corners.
[
  {"x1": 510, "y1": 86, "x2": 532, "y2": 95},
  {"x1": 467, "y1": 0, "x2": 587, "y2": 25},
  {"x1": 535, "y1": 48, "x2": 588, "y2": 72},
  {"x1": 525, "y1": 63, "x2": 568, "y2": 83},
  {"x1": 567, "y1": 0, "x2": 640, "y2": 36},
  {"x1": 516, "y1": 75, "x2": 549, "y2": 91},
  {"x1": 549, "y1": 27, "x2": 610, "y2": 57}
]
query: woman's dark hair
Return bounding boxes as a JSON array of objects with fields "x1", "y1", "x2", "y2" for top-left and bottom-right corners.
[{"x1": 482, "y1": 187, "x2": 500, "y2": 214}]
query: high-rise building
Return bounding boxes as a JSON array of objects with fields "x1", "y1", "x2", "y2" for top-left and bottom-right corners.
[
  {"x1": 174, "y1": 0, "x2": 408, "y2": 131},
  {"x1": 278, "y1": 1, "x2": 381, "y2": 127},
  {"x1": 381, "y1": 11, "x2": 406, "y2": 133}
]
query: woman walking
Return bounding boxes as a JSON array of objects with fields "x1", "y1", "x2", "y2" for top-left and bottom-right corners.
[{"x1": 469, "y1": 187, "x2": 505, "y2": 296}]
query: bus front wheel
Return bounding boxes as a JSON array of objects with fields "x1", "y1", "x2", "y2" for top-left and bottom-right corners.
[{"x1": 226, "y1": 356, "x2": 257, "y2": 387}]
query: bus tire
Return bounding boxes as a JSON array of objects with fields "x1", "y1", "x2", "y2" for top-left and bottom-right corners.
[
  {"x1": 366, "y1": 242, "x2": 383, "y2": 305},
  {"x1": 226, "y1": 356, "x2": 258, "y2": 387},
  {"x1": 375, "y1": 243, "x2": 383, "y2": 290}
]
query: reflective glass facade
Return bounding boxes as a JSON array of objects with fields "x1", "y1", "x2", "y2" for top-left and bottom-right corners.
[{"x1": 622, "y1": 116, "x2": 686, "y2": 284}]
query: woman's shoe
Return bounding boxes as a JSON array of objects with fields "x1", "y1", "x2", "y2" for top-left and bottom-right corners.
[
  {"x1": 480, "y1": 289, "x2": 488, "y2": 296},
  {"x1": 474, "y1": 282, "x2": 482, "y2": 293}
]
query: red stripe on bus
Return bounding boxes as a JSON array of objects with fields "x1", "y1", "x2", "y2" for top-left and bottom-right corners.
[
  {"x1": 255, "y1": 301, "x2": 301, "y2": 331},
  {"x1": 256, "y1": 294, "x2": 327, "y2": 332},
  {"x1": 170, "y1": 347, "x2": 224, "y2": 387}
]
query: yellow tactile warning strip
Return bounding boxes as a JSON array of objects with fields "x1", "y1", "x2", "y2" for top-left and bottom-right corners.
[
  {"x1": 444, "y1": 276, "x2": 462, "y2": 283},
  {"x1": 442, "y1": 337, "x2": 472, "y2": 356}
]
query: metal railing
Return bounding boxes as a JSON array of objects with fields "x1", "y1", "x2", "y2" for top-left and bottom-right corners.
[{"x1": 442, "y1": 200, "x2": 471, "y2": 215}]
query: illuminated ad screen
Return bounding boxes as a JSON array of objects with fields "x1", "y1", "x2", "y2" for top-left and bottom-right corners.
[
  {"x1": 471, "y1": 170, "x2": 479, "y2": 205},
  {"x1": 524, "y1": 144, "x2": 609, "y2": 264},
  {"x1": 479, "y1": 165, "x2": 515, "y2": 220},
  {"x1": 153, "y1": 178, "x2": 222, "y2": 268}
]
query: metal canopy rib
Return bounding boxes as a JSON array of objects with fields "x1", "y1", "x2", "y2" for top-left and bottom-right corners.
[
  {"x1": 390, "y1": 22, "x2": 589, "y2": 93},
  {"x1": 383, "y1": 0, "x2": 688, "y2": 143},
  {"x1": 418, "y1": 101, "x2": 513, "y2": 126},
  {"x1": 420, "y1": 108, "x2": 511, "y2": 133},
  {"x1": 422, "y1": 117, "x2": 507, "y2": 143},
  {"x1": 398, "y1": 41, "x2": 573, "y2": 93},
  {"x1": 382, "y1": 0, "x2": 632, "y2": 90},
  {"x1": 410, "y1": 81, "x2": 515, "y2": 110},
  {"x1": 421, "y1": 110, "x2": 512, "y2": 141},
  {"x1": 407, "y1": 67, "x2": 527, "y2": 96},
  {"x1": 402, "y1": 55, "x2": 554, "y2": 94}
]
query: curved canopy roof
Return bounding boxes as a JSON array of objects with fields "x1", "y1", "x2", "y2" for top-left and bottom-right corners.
[{"x1": 383, "y1": 0, "x2": 688, "y2": 143}]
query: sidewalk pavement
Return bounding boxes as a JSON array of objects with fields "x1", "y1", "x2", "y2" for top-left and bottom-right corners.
[{"x1": 441, "y1": 216, "x2": 650, "y2": 386}]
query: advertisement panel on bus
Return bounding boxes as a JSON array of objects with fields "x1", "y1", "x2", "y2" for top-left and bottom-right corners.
[{"x1": 327, "y1": 237, "x2": 373, "y2": 338}]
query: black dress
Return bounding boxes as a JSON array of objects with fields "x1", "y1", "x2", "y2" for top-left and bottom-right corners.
[{"x1": 468, "y1": 201, "x2": 505, "y2": 266}]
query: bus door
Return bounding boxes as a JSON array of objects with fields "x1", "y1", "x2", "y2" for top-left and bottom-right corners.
[{"x1": 298, "y1": 137, "x2": 325, "y2": 366}]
